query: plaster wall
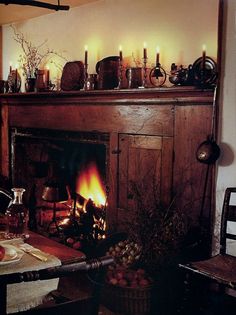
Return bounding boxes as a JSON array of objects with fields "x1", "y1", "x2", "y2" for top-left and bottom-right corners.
[
  {"x1": 214, "y1": 0, "x2": 236, "y2": 254},
  {"x1": 2, "y1": 0, "x2": 218, "y2": 89}
]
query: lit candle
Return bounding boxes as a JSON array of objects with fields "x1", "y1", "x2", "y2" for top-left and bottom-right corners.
[
  {"x1": 84, "y1": 45, "x2": 88, "y2": 65},
  {"x1": 156, "y1": 46, "x2": 160, "y2": 66},
  {"x1": 45, "y1": 65, "x2": 50, "y2": 87},
  {"x1": 9, "y1": 61, "x2": 12, "y2": 73},
  {"x1": 143, "y1": 42, "x2": 147, "y2": 59},
  {"x1": 202, "y1": 44, "x2": 206, "y2": 70},
  {"x1": 119, "y1": 45, "x2": 123, "y2": 61}
]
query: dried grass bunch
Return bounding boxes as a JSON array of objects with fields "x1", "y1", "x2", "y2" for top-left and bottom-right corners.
[
  {"x1": 11, "y1": 25, "x2": 66, "y2": 78},
  {"x1": 127, "y1": 182, "x2": 188, "y2": 276}
]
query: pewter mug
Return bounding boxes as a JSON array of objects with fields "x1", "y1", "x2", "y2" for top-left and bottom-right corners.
[{"x1": 125, "y1": 67, "x2": 142, "y2": 88}]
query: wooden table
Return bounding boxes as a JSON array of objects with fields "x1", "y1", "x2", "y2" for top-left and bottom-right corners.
[
  {"x1": 0, "y1": 231, "x2": 88, "y2": 314},
  {"x1": 26, "y1": 230, "x2": 85, "y2": 263}
]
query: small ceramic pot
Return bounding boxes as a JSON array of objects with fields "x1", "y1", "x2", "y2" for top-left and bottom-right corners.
[{"x1": 25, "y1": 78, "x2": 36, "y2": 92}]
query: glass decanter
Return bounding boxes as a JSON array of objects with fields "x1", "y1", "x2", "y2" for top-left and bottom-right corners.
[{"x1": 5, "y1": 188, "x2": 28, "y2": 235}]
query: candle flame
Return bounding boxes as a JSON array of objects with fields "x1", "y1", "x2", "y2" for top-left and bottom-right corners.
[
  {"x1": 143, "y1": 42, "x2": 147, "y2": 48},
  {"x1": 76, "y1": 162, "x2": 106, "y2": 207},
  {"x1": 156, "y1": 46, "x2": 160, "y2": 53},
  {"x1": 119, "y1": 45, "x2": 122, "y2": 51},
  {"x1": 84, "y1": 45, "x2": 88, "y2": 51},
  {"x1": 202, "y1": 44, "x2": 206, "y2": 52}
]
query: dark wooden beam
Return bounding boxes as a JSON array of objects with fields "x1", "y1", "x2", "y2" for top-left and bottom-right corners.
[
  {"x1": 0, "y1": 0, "x2": 69, "y2": 11},
  {"x1": 0, "y1": 26, "x2": 2, "y2": 80}
]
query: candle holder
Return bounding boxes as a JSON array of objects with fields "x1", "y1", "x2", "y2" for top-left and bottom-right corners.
[
  {"x1": 117, "y1": 59, "x2": 123, "y2": 89},
  {"x1": 192, "y1": 56, "x2": 217, "y2": 88},
  {"x1": 83, "y1": 63, "x2": 89, "y2": 90},
  {"x1": 149, "y1": 63, "x2": 167, "y2": 87},
  {"x1": 141, "y1": 57, "x2": 148, "y2": 88}
]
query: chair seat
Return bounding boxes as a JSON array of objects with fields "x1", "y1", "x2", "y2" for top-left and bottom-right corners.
[{"x1": 180, "y1": 254, "x2": 236, "y2": 288}]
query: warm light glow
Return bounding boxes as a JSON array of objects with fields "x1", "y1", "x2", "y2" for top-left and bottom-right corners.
[
  {"x1": 76, "y1": 162, "x2": 106, "y2": 207},
  {"x1": 15, "y1": 63, "x2": 18, "y2": 69},
  {"x1": 84, "y1": 45, "x2": 88, "y2": 51},
  {"x1": 156, "y1": 46, "x2": 160, "y2": 53},
  {"x1": 143, "y1": 42, "x2": 147, "y2": 48},
  {"x1": 119, "y1": 45, "x2": 122, "y2": 52},
  {"x1": 202, "y1": 44, "x2": 206, "y2": 52},
  {"x1": 46, "y1": 64, "x2": 50, "y2": 70},
  {"x1": 59, "y1": 217, "x2": 70, "y2": 225}
]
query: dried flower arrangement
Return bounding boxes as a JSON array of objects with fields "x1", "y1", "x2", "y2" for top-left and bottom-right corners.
[
  {"x1": 11, "y1": 25, "x2": 66, "y2": 79},
  {"x1": 126, "y1": 181, "x2": 188, "y2": 277}
]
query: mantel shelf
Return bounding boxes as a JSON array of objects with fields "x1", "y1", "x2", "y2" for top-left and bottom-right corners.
[{"x1": 0, "y1": 86, "x2": 214, "y2": 106}]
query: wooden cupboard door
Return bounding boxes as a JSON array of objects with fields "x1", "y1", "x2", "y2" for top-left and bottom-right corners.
[{"x1": 118, "y1": 134, "x2": 173, "y2": 225}]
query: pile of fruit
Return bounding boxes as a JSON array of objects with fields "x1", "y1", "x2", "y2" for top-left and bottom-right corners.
[
  {"x1": 106, "y1": 267, "x2": 153, "y2": 288},
  {"x1": 106, "y1": 239, "x2": 141, "y2": 268},
  {"x1": 0, "y1": 244, "x2": 5, "y2": 261},
  {"x1": 66, "y1": 237, "x2": 82, "y2": 250},
  {"x1": 105, "y1": 240, "x2": 153, "y2": 288}
]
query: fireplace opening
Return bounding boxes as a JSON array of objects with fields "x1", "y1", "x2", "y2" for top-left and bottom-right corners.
[{"x1": 10, "y1": 127, "x2": 109, "y2": 250}]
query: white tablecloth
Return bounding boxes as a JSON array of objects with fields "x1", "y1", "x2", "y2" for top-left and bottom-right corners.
[{"x1": 0, "y1": 238, "x2": 61, "y2": 314}]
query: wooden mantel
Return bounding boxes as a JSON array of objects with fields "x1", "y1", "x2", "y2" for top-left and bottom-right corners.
[
  {"x1": 0, "y1": 87, "x2": 214, "y2": 230},
  {"x1": 0, "y1": 87, "x2": 213, "y2": 105}
]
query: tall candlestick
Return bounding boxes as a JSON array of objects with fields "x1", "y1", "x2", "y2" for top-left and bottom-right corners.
[
  {"x1": 143, "y1": 42, "x2": 147, "y2": 59},
  {"x1": 84, "y1": 45, "x2": 88, "y2": 65},
  {"x1": 9, "y1": 61, "x2": 12, "y2": 73},
  {"x1": 15, "y1": 66, "x2": 18, "y2": 93},
  {"x1": 45, "y1": 65, "x2": 50, "y2": 88},
  {"x1": 156, "y1": 46, "x2": 160, "y2": 66},
  {"x1": 202, "y1": 44, "x2": 206, "y2": 69},
  {"x1": 119, "y1": 45, "x2": 123, "y2": 61}
]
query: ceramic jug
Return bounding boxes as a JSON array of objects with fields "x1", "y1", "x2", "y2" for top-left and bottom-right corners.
[{"x1": 96, "y1": 56, "x2": 119, "y2": 89}]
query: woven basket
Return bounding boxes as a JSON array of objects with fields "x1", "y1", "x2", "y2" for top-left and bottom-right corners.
[{"x1": 101, "y1": 283, "x2": 154, "y2": 315}]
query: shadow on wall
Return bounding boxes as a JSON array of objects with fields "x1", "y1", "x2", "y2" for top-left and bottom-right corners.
[{"x1": 217, "y1": 142, "x2": 234, "y2": 166}]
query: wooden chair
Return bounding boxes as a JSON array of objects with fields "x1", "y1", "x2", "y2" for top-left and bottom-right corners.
[
  {"x1": 0, "y1": 255, "x2": 113, "y2": 315},
  {"x1": 179, "y1": 187, "x2": 236, "y2": 314}
]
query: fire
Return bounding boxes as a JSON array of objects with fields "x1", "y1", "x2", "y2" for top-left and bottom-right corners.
[{"x1": 76, "y1": 162, "x2": 106, "y2": 207}]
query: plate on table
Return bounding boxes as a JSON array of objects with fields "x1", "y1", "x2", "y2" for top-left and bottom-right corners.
[{"x1": 0, "y1": 244, "x2": 22, "y2": 265}]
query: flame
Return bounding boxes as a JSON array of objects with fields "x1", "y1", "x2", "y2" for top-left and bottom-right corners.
[{"x1": 76, "y1": 162, "x2": 106, "y2": 207}]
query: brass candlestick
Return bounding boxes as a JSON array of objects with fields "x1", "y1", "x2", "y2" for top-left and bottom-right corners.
[
  {"x1": 83, "y1": 63, "x2": 89, "y2": 90},
  {"x1": 117, "y1": 59, "x2": 123, "y2": 89},
  {"x1": 141, "y1": 57, "x2": 148, "y2": 88}
]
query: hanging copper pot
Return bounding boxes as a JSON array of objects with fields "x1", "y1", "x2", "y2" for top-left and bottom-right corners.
[{"x1": 196, "y1": 138, "x2": 220, "y2": 164}]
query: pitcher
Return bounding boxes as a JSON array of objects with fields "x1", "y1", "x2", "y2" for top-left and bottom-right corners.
[{"x1": 96, "y1": 56, "x2": 120, "y2": 89}]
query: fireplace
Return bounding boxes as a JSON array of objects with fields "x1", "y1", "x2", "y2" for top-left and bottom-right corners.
[
  {"x1": 10, "y1": 127, "x2": 110, "y2": 247},
  {"x1": 0, "y1": 89, "x2": 214, "y2": 253}
]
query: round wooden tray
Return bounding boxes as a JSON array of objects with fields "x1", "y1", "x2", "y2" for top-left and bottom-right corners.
[{"x1": 60, "y1": 61, "x2": 84, "y2": 91}]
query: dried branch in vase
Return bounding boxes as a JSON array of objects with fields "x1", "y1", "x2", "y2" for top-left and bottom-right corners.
[{"x1": 11, "y1": 25, "x2": 67, "y2": 79}]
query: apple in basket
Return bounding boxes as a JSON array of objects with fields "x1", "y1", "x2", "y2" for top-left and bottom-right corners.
[
  {"x1": 107, "y1": 267, "x2": 153, "y2": 288},
  {"x1": 0, "y1": 244, "x2": 5, "y2": 261}
]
